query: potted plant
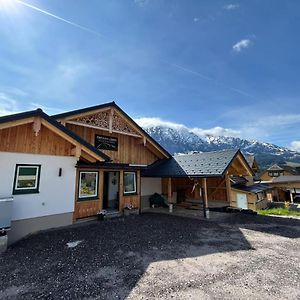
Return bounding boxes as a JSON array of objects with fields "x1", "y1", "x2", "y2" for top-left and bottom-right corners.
[
  {"x1": 123, "y1": 203, "x2": 139, "y2": 216},
  {"x1": 96, "y1": 209, "x2": 106, "y2": 221}
]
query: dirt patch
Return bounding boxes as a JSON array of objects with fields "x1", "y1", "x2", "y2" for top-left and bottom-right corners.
[{"x1": 0, "y1": 213, "x2": 299, "y2": 299}]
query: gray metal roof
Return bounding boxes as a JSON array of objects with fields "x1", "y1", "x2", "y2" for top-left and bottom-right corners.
[
  {"x1": 267, "y1": 164, "x2": 284, "y2": 171},
  {"x1": 142, "y1": 149, "x2": 241, "y2": 178},
  {"x1": 271, "y1": 176, "x2": 300, "y2": 184},
  {"x1": 232, "y1": 183, "x2": 271, "y2": 194}
]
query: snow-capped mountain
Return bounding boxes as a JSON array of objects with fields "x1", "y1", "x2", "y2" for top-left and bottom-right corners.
[{"x1": 144, "y1": 126, "x2": 300, "y2": 168}]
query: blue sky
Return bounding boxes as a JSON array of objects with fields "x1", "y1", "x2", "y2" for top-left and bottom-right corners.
[{"x1": 0, "y1": 0, "x2": 300, "y2": 150}]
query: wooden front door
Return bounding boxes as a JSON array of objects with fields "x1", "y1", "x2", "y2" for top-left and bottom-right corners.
[{"x1": 74, "y1": 169, "x2": 103, "y2": 219}]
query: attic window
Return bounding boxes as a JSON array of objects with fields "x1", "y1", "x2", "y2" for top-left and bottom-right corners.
[{"x1": 13, "y1": 164, "x2": 41, "y2": 195}]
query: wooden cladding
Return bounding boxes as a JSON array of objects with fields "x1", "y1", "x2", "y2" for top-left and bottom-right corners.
[
  {"x1": 74, "y1": 169, "x2": 141, "y2": 219},
  {"x1": 162, "y1": 177, "x2": 229, "y2": 203},
  {"x1": 66, "y1": 123, "x2": 159, "y2": 165},
  {"x1": 0, "y1": 123, "x2": 74, "y2": 156}
]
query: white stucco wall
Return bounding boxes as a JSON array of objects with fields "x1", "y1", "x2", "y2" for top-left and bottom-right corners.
[
  {"x1": 141, "y1": 177, "x2": 162, "y2": 196},
  {"x1": 0, "y1": 152, "x2": 77, "y2": 221}
]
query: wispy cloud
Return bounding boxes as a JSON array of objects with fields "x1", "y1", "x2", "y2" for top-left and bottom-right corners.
[
  {"x1": 29, "y1": 102, "x2": 63, "y2": 115},
  {"x1": 14, "y1": 0, "x2": 104, "y2": 38},
  {"x1": 193, "y1": 17, "x2": 199, "y2": 22},
  {"x1": 0, "y1": 92, "x2": 21, "y2": 115},
  {"x1": 133, "y1": 0, "x2": 149, "y2": 7},
  {"x1": 168, "y1": 62, "x2": 254, "y2": 98},
  {"x1": 224, "y1": 4, "x2": 240, "y2": 10},
  {"x1": 233, "y1": 39, "x2": 252, "y2": 52}
]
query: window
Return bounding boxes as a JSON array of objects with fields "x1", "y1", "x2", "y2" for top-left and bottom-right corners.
[
  {"x1": 124, "y1": 172, "x2": 136, "y2": 195},
  {"x1": 78, "y1": 171, "x2": 98, "y2": 200},
  {"x1": 13, "y1": 164, "x2": 41, "y2": 194}
]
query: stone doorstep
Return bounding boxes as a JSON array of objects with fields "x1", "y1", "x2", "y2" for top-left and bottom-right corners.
[{"x1": 0, "y1": 235, "x2": 8, "y2": 254}]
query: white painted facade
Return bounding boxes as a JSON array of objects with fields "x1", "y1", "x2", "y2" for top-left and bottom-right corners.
[
  {"x1": 141, "y1": 177, "x2": 162, "y2": 196},
  {"x1": 0, "y1": 152, "x2": 77, "y2": 221}
]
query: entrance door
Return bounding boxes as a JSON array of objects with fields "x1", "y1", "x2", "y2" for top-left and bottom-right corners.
[
  {"x1": 236, "y1": 193, "x2": 248, "y2": 209},
  {"x1": 103, "y1": 171, "x2": 120, "y2": 211}
]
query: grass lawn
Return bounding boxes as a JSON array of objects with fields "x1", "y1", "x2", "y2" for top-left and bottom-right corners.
[{"x1": 258, "y1": 207, "x2": 300, "y2": 217}]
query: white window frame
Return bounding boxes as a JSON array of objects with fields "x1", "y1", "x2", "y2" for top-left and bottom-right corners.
[
  {"x1": 124, "y1": 172, "x2": 137, "y2": 195},
  {"x1": 78, "y1": 171, "x2": 99, "y2": 200}
]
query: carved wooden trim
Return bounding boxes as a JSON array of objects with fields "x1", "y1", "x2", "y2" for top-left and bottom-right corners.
[{"x1": 71, "y1": 109, "x2": 140, "y2": 136}]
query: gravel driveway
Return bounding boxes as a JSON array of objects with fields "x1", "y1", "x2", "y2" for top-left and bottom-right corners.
[{"x1": 0, "y1": 213, "x2": 299, "y2": 299}]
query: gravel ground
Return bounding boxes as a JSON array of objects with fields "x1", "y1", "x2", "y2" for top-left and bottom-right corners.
[{"x1": 0, "y1": 213, "x2": 299, "y2": 300}]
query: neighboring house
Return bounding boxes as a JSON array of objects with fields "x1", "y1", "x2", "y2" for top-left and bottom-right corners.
[
  {"x1": 268, "y1": 176, "x2": 300, "y2": 203},
  {"x1": 0, "y1": 101, "x2": 267, "y2": 244},
  {"x1": 231, "y1": 183, "x2": 272, "y2": 211},
  {"x1": 260, "y1": 163, "x2": 300, "y2": 182}
]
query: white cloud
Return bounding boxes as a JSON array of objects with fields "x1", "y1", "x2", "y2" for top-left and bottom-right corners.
[
  {"x1": 191, "y1": 126, "x2": 241, "y2": 138},
  {"x1": 233, "y1": 39, "x2": 252, "y2": 52},
  {"x1": 290, "y1": 141, "x2": 300, "y2": 152},
  {"x1": 135, "y1": 117, "x2": 187, "y2": 130},
  {"x1": 193, "y1": 17, "x2": 199, "y2": 22},
  {"x1": 224, "y1": 4, "x2": 240, "y2": 10}
]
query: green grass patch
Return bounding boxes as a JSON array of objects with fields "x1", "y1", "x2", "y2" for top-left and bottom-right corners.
[{"x1": 258, "y1": 208, "x2": 300, "y2": 217}]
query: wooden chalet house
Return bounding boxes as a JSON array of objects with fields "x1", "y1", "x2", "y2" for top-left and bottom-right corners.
[
  {"x1": 53, "y1": 102, "x2": 170, "y2": 219},
  {"x1": 0, "y1": 101, "x2": 267, "y2": 244}
]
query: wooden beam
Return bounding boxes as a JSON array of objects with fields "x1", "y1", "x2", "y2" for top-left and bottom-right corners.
[
  {"x1": 207, "y1": 178, "x2": 226, "y2": 198},
  {"x1": 225, "y1": 173, "x2": 231, "y2": 203},
  {"x1": 71, "y1": 145, "x2": 82, "y2": 159},
  {"x1": 60, "y1": 107, "x2": 111, "y2": 121},
  {"x1": 109, "y1": 109, "x2": 113, "y2": 133},
  {"x1": 119, "y1": 170, "x2": 124, "y2": 211},
  {"x1": 33, "y1": 116, "x2": 41, "y2": 136},
  {"x1": 290, "y1": 190, "x2": 294, "y2": 203},
  {"x1": 66, "y1": 120, "x2": 142, "y2": 138},
  {"x1": 41, "y1": 119, "x2": 105, "y2": 162},
  {"x1": 0, "y1": 117, "x2": 35, "y2": 130},
  {"x1": 98, "y1": 170, "x2": 104, "y2": 210},
  {"x1": 202, "y1": 178, "x2": 208, "y2": 208},
  {"x1": 236, "y1": 154, "x2": 253, "y2": 176},
  {"x1": 167, "y1": 177, "x2": 172, "y2": 202}
]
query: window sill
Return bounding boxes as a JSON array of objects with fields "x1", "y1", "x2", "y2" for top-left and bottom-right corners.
[
  {"x1": 77, "y1": 196, "x2": 99, "y2": 202},
  {"x1": 123, "y1": 192, "x2": 138, "y2": 196},
  {"x1": 13, "y1": 190, "x2": 40, "y2": 195}
]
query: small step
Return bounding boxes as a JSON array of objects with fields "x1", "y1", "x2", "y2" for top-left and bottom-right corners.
[{"x1": 105, "y1": 211, "x2": 122, "y2": 219}]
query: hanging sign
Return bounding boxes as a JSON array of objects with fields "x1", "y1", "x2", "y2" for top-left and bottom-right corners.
[{"x1": 95, "y1": 134, "x2": 118, "y2": 151}]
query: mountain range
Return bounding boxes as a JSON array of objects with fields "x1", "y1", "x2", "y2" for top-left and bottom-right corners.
[{"x1": 143, "y1": 125, "x2": 300, "y2": 169}]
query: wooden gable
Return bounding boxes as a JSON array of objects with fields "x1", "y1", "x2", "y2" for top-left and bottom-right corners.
[
  {"x1": 0, "y1": 115, "x2": 105, "y2": 163},
  {"x1": 227, "y1": 152, "x2": 254, "y2": 177},
  {"x1": 57, "y1": 105, "x2": 169, "y2": 165}
]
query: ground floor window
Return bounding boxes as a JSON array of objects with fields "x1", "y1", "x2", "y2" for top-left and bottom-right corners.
[
  {"x1": 13, "y1": 164, "x2": 41, "y2": 194},
  {"x1": 78, "y1": 171, "x2": 99, "y2": 200},
  {"x1": 124, "y1": 172, "x2": 137, "y2": 195}
]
